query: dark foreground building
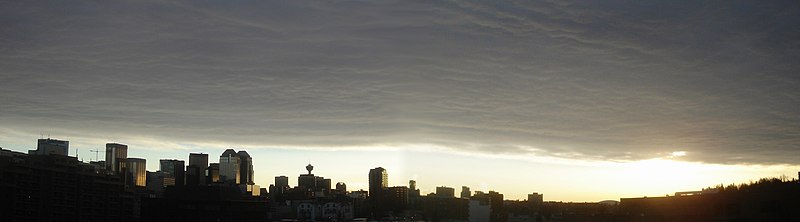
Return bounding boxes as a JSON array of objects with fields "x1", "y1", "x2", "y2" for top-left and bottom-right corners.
[
  {"x1": 0, "y1": 148, "x2": 135, "y2": 222},
  {"x1": 141, "y1": 185, "x2": 268, "y2": 222}
]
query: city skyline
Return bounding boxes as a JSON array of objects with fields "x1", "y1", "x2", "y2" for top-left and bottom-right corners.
[
  {"x1": 0, "y1": 138, "x2": 796, "y2": 202},
  {"x1": 2, "y1": 0, "x2": 800, "y2": 203}
]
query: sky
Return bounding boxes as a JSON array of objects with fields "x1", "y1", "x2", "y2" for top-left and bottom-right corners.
[{"x1": 1, "y1": 0, "x2": 799, "y2": 201}]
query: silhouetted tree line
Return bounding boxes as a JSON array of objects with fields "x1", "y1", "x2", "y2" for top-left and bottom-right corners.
[
  {"x1": 499, "y1": 175, "x2": 800, "y2": 222},
  {"x1": 704, "y1": 175, "x2": 797, "y2": 193}
]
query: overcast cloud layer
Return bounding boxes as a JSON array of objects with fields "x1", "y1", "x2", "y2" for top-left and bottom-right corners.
[{"x1": 1, "y1": 0, "x2": 799, "y2": 165}]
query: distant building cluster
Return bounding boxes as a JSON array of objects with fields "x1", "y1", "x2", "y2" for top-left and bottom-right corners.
[
  {"x1": 3, "y1": 138, "x2": 799, "y2": 221},
  {"x1": 2, "y1": 138, "x2": 546, "y2": 221}
]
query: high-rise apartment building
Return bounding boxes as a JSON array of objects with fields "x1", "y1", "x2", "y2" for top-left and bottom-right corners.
[
  {"x1": 369, "y1": 167, "x2": 388, "y2": 198},
  {"x1": 388, "y1": 186, "x2": 409, "y2": 212}
]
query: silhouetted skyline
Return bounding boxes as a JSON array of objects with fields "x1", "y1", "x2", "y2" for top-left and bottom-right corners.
[
  {"x1": 1, "y1": 0, "x2": 799, "y2": 202},
  {"x1": 4, "y1": 143, "x2": 799, "y2": 221}
]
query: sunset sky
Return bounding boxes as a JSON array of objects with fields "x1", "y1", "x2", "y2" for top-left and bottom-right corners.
[{"x1": 1, "y1": 0, "x2": 799, "y2": 201}]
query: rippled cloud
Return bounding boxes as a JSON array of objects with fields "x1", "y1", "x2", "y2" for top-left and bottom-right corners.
[{"x1": 1, "y1": 0, "x2": 799, "y2": 165}]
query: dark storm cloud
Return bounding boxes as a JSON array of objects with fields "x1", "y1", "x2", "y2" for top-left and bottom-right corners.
[{"x1": 1, "y1": 0, "x2": 799, "y2": 164}]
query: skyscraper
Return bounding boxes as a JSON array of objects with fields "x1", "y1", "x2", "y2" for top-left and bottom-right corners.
[
  {"x1": 274, "y1": 176, "x2": 289, "y2": 196},
  {"x1": 369, "y1": 167, "x2": 389, "y2": 217},
  {"x1": 29, "y1": 138, "x2": 69, "y2": 156},
  {"x1": 105, "y1": 143, "x2": 128, "y2": 174},
  {"x1": 188, "y1": 153, "x2": 209, "y2": 186},
  {"x1": 237, "y1": 150, "x2": 254, "y2": 185},
  {"x1": 125, "y1": 158, "x2": 147, "y2": 187},
  {"x1": 219, "y1": 149, "x2": 240, "y2": 184},
  {"x1": 189, "y1": 153, "x2": 209, "y2": 169},
  {"x1": 369, "y1": 167, "x2": 388, "y2": 198},
  {"x1": 160, "y1": 159, "x2": 185, "y2": 186}
]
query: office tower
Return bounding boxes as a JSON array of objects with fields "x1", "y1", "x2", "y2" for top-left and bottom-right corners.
[
  {"x1": 105, "y1": 143, "x2": 128, "y2": 174},
  {"x1": 274, "y1": 176, "x2": 289, "y2": 195},
  {"x1": 298, "y1": 164, "x2": 316, "y2": 190},
  {"x1": 369, "y1": 167, "x2": 388, "y2": 198},
  {"x1": 207, "y1": 163, "x2": 220, "y2": 184},
  {"x1": 219, "y1": 149, "x2": 240, "y2": 184},
  {"x1": 189, "y1": 153, "x2": 209, "y2": 169},
  {"x1": 436, "y1": 186, "x2": 455, "y2": 198},
  {"x1": 160, "y1": 159, "x2": 185, "y2": 186},
  {"x1": 336, "y1": 182, "x2": 347, "y2": 192},
  {"x1": 125, "y1": 158, "x2": 147, "y2": 187},
  {"x1": 461, "y1": 186, "x2": 471, "y2": 199},
  {"x1": 28, "y1": 138, "x2": 69, "y2": 156},
  {"x1": 188, "y1": 153, "x2": 209, "y2": 186},
  {"x1": 275, "y1": 176, "x2": 289, "y2": 188},
  {"x1": 409, "y1": 180, "x2": 416, "y2": 190},
  {"x1": 237, "y1": 150, "x2": 254, "y2": 185}
]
